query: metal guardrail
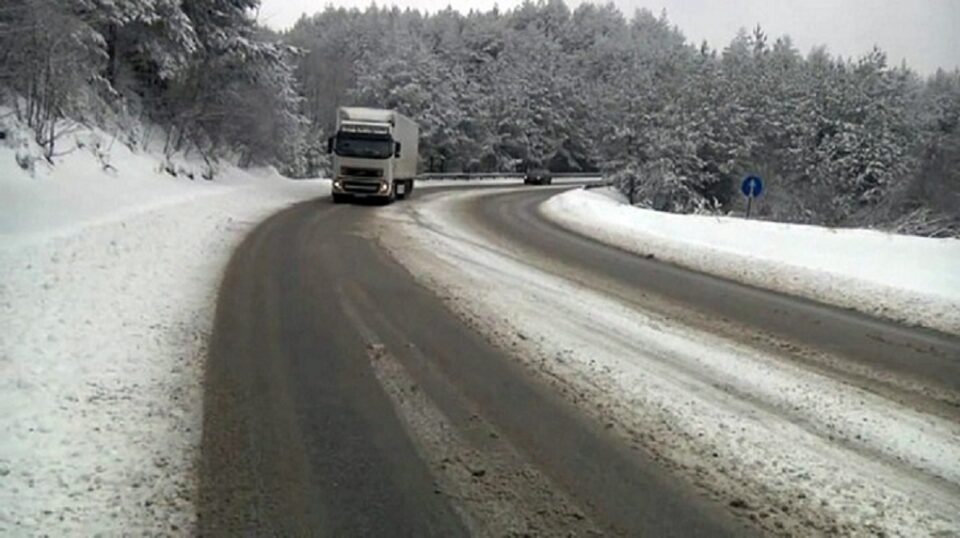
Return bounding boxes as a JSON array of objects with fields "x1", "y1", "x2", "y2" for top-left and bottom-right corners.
[
  {"x1": 416, "y1": 172, "x2": 523, "y2": 180},
  {"x1": 416, "y1": 172, "x2": 603, "y2": 180}
]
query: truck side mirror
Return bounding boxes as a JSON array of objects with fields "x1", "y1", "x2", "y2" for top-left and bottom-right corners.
[
  {"x1": 327, "y1": 136, "x2": 334, "y2": 154},
  {"x1": 394, "y1": 142, "x2": 401, "y2": 157}
]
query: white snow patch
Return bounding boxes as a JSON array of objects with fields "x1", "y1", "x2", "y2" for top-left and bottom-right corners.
[
  {"x1": 0, "y1": 120, "x2": 329, "y2": 534},
  {"x1": 543, "y1": 189, "x2": 960, "y2": 335},
  {"x1": 380, "y1": 188, "x2": 960, "y2": 536}
]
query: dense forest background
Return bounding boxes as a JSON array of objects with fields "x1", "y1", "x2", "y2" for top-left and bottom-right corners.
[{"x1": 2, "y1": 0, "x2": 958, "y2": 235}]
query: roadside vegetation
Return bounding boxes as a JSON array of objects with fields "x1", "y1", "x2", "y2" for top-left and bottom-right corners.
[
  {"x1": 286, "y1": 1, "x2": 960, "y2": 235},
  {"x1": 2, "y1": 0, "x2": 958, "y2": 235},
  {"x1": 0, "y1": 0, "x2": 305, "y2": 176}
]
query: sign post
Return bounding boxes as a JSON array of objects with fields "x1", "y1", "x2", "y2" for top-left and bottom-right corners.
[{"x1": 741, "y1": 175, "x2": 764, "y2": 219}]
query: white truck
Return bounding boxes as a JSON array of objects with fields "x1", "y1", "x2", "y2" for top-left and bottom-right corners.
[{"x1": 328, "y1": 107, "x2": 419, "y2": 204}]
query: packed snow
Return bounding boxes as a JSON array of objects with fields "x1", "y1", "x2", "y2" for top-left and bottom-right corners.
[
  {"x1": 542, "y1": 188, "x2": 960, "y2": 335},
  {"x1": 381, "y1": 187, "x2": 960, "y2": 536},
  {"x1": 0, "y1": 124, "x2": 328, "y2": 534}
]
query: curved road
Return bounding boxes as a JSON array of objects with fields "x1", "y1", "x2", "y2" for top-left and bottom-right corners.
[
  {"x1": 199, "y1": 184, "x2": 959, "y2": 535},
  {"x1": 467, "y1": 188, "x2": 960, "y2": 412}
]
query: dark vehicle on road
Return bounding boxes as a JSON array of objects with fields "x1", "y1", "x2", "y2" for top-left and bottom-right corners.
[{"x1": 524, "y1": 168, "x2": 553, "y2": 185}]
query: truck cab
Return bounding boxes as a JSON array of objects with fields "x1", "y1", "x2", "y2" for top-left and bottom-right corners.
[{"x1": 328, "y1": 108, "x2": 419, "y2": 204}]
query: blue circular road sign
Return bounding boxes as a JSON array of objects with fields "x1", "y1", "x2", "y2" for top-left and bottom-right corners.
[{"x1": 741, "y1": 175, "x2": 763, "y2": 197}]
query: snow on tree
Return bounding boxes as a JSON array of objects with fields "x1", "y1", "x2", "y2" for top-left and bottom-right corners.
[
  {"x1": 0, "y1": 0, "x2": 111, "y2": 158},
  {"x1": 279, "y1": 1, "x2": 956, "y2": 231},
  {"x1": 0, "y1": 0, "x2": 308, "y2": 173},
  {"x1": 7, "y1": 0, "x2": 948, "y2": 229}
]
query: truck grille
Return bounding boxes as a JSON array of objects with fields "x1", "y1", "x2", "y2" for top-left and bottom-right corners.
[
  {"x1": 341, "y1": 167, "x2": 382, "y2": 178},
  {"x1": 342, "y1": 181, "x2": 381, "y2": 194}
]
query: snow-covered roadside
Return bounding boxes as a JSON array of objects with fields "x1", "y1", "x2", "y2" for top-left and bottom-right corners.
[
  {"x1": 1, "y1": 140, "x2": 328, "y2": 533},
  {"x1": 543, "y1": 188, "x2": 960, "y2": 335},
  {"x1": 379, "y1": 188, "x2": 960, "y2": 536}
]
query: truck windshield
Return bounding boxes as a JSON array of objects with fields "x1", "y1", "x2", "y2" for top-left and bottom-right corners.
[{"x1": 334, "y1": 134, "x2": 393, "y2": 159}]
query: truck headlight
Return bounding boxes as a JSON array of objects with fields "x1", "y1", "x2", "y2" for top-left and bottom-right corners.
[
  {"x1": 378, "y1": 181, "x2": 390, "y2": 194},
  {"x1": 333, "y1": 179, "x2": 343, "y2": 190}
]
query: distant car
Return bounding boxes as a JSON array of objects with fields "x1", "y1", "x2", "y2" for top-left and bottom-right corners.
[{"x1": 524, "y1": 169, "x2": 553, "y2": 185}]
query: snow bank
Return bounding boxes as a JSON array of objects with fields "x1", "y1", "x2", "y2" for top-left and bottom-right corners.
[
  {"x1": 0, "y1": 123, "x2": 329, "y2": 534},
  {"x1": 382, "y1": 188, "x2": 960, "y2": 536},
  {"x1": 542, "y1": 189, "x2": 960, "y2": 335},
  {"x1": 1, "y1": 119, "x2": 280, "y2": 242}
]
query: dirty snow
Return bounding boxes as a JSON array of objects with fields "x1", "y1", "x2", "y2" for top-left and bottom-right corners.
[
  {"x1": 542, "y1": 188, "x2": 960, "y2": 335},
  {"x1": 0, "y1": 125, "x2": 328, "y2": 534},
  {"x1": 381, "y1": 188, "x2": 960, "y2": 536}
]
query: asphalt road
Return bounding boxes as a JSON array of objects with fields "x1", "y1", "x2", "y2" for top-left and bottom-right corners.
[
  {"x1": 199, "y1": 184, "x2": 959, "y2": 535},
  {"x1": 467, "y1": 188, "x2": 960, "y2": 415},
  {"x1": 198, "y1": 187, "x2": 750, "y2": 536}
]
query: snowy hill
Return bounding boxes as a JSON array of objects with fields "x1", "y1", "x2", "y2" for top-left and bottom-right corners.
[
  {"x1": 0, "y1": 121, "x2": 328, "y2": 534},
  {"x1": 542, "y1": 188, "x2": 960, "y2": 335}
]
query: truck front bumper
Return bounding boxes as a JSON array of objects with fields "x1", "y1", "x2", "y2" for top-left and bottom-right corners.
[{"x1": 333, "y1": 178, "x2": 392, "y2": 197}]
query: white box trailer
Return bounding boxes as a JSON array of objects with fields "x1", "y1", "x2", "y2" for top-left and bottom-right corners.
[{"x1": 328, "y1": 107, "x2": 419, "y2": 204}]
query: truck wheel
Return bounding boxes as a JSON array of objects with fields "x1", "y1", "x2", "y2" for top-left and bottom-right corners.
[{"x1": 332, "y1": 193, "x2": 348, "y2": 204}]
